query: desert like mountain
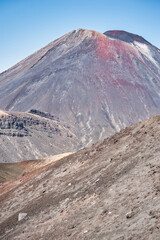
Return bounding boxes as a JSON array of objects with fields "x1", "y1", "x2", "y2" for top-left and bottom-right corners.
[
  {"x1": 0, "y1": 110, "x2": 78, "y2": 163},
  {"x1": 0, "y1": 116, "x2": 160, "y2": 239},
  {"x1": 0, "y1": 29, "x2": 160, "y2": 147}
]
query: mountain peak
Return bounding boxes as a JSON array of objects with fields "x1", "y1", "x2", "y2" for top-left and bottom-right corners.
[
  {"x1": 104, "y1": 30, "x2": 150, "y2": 45},
  {"x1": 72, "y1": 28, "x2": 101, "y2": 39}
]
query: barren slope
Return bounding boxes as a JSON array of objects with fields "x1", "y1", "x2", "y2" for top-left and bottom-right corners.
[
  {"x1": 0, "y1": 110, "x2": 78, "y2": 163},
  {"x1": 0, "y1": 152, "x2": 73, "y2": 184},
  {"x1": 0, "y1": 116, "x2": 160, "y2": 239},
  {"x1": 0, "y1": 29, "x2": 160, "y2": 146}
]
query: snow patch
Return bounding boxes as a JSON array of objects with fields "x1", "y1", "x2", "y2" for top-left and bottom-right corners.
[
  {"x1": 134, "y1": 41, "x2": 160, "y2": 69},
  {"x1": 99, "y1": 127, "x2": 105, "y2": 139}
]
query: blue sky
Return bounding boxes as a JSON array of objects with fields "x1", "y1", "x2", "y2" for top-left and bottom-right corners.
[{"x1": 0, "y1": 0, "x2": 160, "y2": 73}]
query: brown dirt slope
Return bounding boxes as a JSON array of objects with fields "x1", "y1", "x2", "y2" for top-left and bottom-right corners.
[
  {"x1": 0, "y1": 116, "x2": 160, "y2": 240},
  {"x1": 0, "y1": 152, "x2": 73, "y2": 184}
]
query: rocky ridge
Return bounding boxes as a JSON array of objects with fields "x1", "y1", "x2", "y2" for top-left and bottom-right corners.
[{"x1": 0, "y1": 110, "x2": 78, "y2": 163}]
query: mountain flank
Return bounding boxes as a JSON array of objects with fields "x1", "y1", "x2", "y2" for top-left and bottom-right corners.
[{"x1": 0, "y1": 115, "x2": 160, "y2": 239}]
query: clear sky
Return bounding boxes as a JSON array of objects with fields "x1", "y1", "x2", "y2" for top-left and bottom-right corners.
[{"x1": 0, "y1": 0, "x2": 160, "y2": 73}]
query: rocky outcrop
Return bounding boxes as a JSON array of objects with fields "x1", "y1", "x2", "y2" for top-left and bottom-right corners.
[
  {"x1": 0, "y1": 115, "x2": 29, "y2": 137},
  {"x1": 29, "y1": 109, "x2": 60, "y2": 121},
  {"x1": 0, "y1": 113, "x2": 60, "y2": 137},
  {"x1": 0, "y1": 111, "x2": 78, "y2": 163}
]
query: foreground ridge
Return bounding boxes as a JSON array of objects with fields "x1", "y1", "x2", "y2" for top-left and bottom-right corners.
[{"x1": 0, "y1": 115, "x2": 160, "y2": 239}]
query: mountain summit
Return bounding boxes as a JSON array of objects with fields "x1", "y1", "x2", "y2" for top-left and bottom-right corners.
[
  {"x1": 104, "y1": 30, "x2": 150, "y2": 44},
  {"x1": 0, "y1": 29, "x2": 160, "y2": 147}
]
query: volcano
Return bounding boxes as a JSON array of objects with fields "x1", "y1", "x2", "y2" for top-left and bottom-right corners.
[{"x1": 0, "y1": 29, "x2": 160, "y2": 147}]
